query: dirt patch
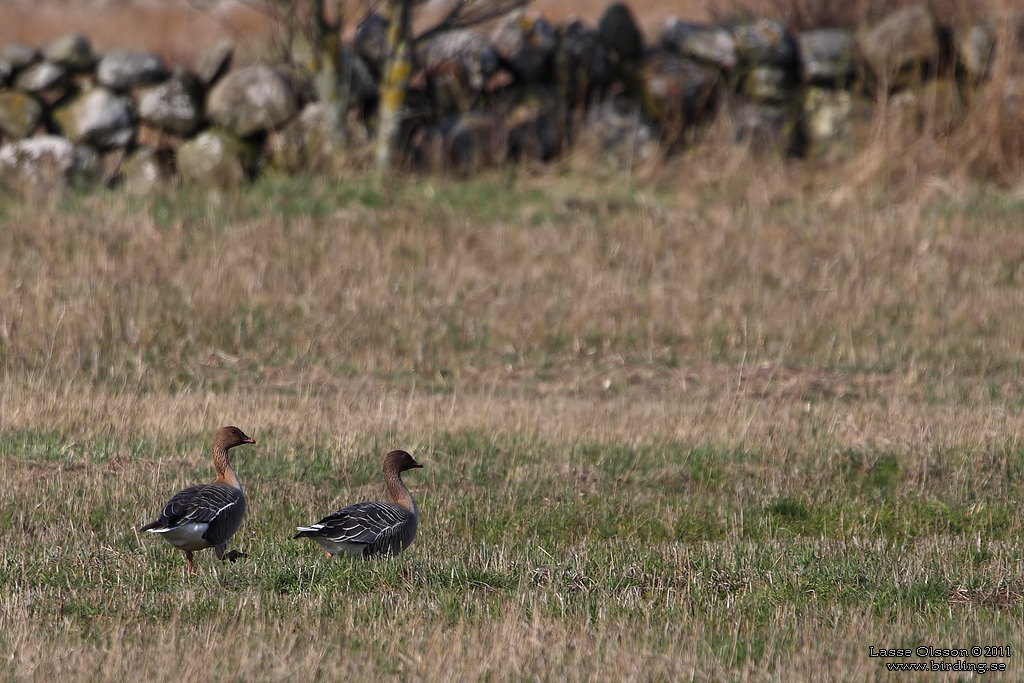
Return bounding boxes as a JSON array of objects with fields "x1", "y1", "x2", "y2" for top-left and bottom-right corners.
[{"x1": 948, "y1": 583, "x2": 1023, "y2": 608}]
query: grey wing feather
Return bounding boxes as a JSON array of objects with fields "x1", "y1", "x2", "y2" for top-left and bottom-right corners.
[
  {"x1": 300, "y1": 501, "x2": 410, "y2": 546},
  {"x1": 142, "y1": 483, "x2": 245, "y2": 546}
]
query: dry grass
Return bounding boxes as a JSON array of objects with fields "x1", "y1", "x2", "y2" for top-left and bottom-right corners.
[
  {"x1": 0, "y1": 154, "x2": 1023, "y2": 680},
  {"x1": 4, "y1": 0, "x2": 1007, "y2": 66},
  {"x1": 0, "y1": 0, "x2": 708, "y2": 63},
  {"x1": 5, "y1": 150, "x2": 1024, "y2": 392},
  {"x1": 0, "y1": 1, "x2": 275, "y2": 66},
  {"x1": 709, "y1": 0, "x2": 1002, "y2": 30},
  {"x1": 3, "y1": 2, "x2": 1024, "y2": 675}
]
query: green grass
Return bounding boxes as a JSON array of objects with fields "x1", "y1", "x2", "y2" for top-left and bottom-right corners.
[
  {"x1": 3, "y1": 171, "x2": 1024, "y2": 679},
  {"x1": 2, "y1": 425, "x2": 1023, "y2": 678}
]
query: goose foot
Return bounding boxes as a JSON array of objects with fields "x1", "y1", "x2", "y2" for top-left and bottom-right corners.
[{"x1": 221, "y1": 549, "x2": 248, "y2": 563}]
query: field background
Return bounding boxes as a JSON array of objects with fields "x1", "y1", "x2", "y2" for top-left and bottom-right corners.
[
  {"x1": 0, "y1": 0, "x2": 1005, "y2": 65},
  {"x1": 0, "y1": 0, "x2": 692, "y2": 66},
  {"x1": 3, "y1": 0, "x2": 1024, "y2": 681}
]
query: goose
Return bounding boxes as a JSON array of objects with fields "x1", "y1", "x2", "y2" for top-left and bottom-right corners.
[
  {"x1": 141, "y1": 426, "x2": 255, "y2": 574},
  {"x1": 294, "y1": 449, "x2": 423, "y2": 558}
]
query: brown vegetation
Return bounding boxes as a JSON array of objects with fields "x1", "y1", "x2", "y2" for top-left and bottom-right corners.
[
  {"x1": 2, "y1": 1, "x2": 1024, "y2": 680},
  {"x1": 2, "y1": 123, "x2": 1023, "y2": 679},
  {"x1": 709, "y1": 0, "x2": 1002, "y2": 30},
  {"x1": 0, "y1": 1, "x2": 274, "y2": 66},
  {"x1": 0, "y1": 0, "x2": 1009, "y2": 65}
]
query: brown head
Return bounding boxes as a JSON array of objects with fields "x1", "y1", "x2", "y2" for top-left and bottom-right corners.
[
  {"x1": 382, "y1": 449, "x2": 423, "y2": 476},
  {"x1": 210, "y1": 426, "x2": 254, "y2": 487},
  {"x1": 212, "y1": 425, "x2": 256, "y2": 452}
]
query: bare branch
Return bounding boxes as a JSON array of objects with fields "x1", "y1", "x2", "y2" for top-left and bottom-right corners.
[
  {"x1": 456, "y1": 0, "x2": 529, "y2": 27},
  {"x1": 186, "y1": 0, "x2": 292, "y2": 61},
  {"x1": 187, "y1": 0, "x2": 280, "y2": 21},
  {"x1": 414, "y1": 0, "x2": 469, "y2": 42},
  {"x1": 414, "y1": 0, "x2": 529, "y2": 44}
]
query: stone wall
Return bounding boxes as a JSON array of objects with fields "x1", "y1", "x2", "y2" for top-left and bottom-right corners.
[{"x1": 0, "y1": 2, "x2": 1011, "y2": 191}]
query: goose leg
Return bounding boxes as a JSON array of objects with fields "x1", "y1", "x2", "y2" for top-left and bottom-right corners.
[
  {"x1": 216, "y1": 544, "x2": 247, "y2": 562},
  {"x1": 185, "y1": 551, "x2": 196, "y2": 575}
]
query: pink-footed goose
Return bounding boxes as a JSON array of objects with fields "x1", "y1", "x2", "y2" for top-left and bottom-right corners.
[
  {"x1": 141, "y1": 426, "x2": 255, "y2": 574},
  {"x1": 293, "y1": 450, "x2": 423, "y2": 558}
]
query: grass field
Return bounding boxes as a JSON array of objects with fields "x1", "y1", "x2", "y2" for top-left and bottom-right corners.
[{"x1": 2, "y1": 156, "x2": 1024, "y2": 680}]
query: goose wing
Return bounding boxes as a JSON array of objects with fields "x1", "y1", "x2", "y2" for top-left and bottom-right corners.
[
  {"x1": 295, "y1": 501, "x2": 410, "y2": 546},
  {"x1": 141, "y1": 482, "x2": 245, "y2": 546}
]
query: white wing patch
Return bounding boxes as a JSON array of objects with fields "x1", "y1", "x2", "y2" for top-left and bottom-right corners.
[{"x1": 151, "y1": 523, "x2": 211, "y2": 551}]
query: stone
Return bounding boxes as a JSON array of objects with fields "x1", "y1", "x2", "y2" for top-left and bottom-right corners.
[
  {"x1": 176, "y1": 129, "x2": 257, "y2": 187},
  {"x1": 732, "y1": 19, "x2": 797, "y2": 67},
  {"x1": 265, "y1": 122, "x2": 306, "y2": 173},
  {"x1": 14, "y1": 61, "x2": 68, "y2": 95},
  {"x1": 447, "y1": 112, "x2": 506, "y2": 171},
  {"x1": 661, "y1": 19, "x2": 737, "y2": 72},
  {"x1": 411, "y1": 111, "x2": 506, "y2": 174},
  {"x1": 732, "y1": 101, "x2": 798, "y2": 155},
  {"x1": 505, "y1": 89, "x2": 561, "y2": 161},
  {"x1": 0, "y1": 60, "x2": 13, "y2": 89},
  {"x1": 120, "y1": 146, "x2": 173, "y2": 194},
  {"x1": 341, "y1": 50, "x2": 379, "y2": 106},
  {"x1": 798, "y1": 29, "x2": 855, "y2": 86},
  {"x1": 96, "y1": 50, "x2": 167, "y2": 91},
  {"x1": 196, "y1": 39, "x2": 234, "y2": 87},
  {"x1": 296, "y1": 102, "x2": 347, "y2": 171},
  {"x1": 856, "y1": 3, "x2": 940, "y2": 88},
  {"x1": 0, "y1": 135, "x2": 100, "y2": 190},
  {"x1": 420, "y1": 30, "x2": 500, "y2": 93},
  {"x1": 742, "y1": 65, "x2": 797, "y2": 103},
  {"x1": 802, "y1": 87, "x2": 853, "y2": 157},
  {"x1": 408, "y1": 123, "x2": 444, "y2": 171},
  {"x1": 419, "y1": 30, "x2": 500, "y2": 114},
  {"x1": 554, "y1": 19, "x2": 612, "y2": 106},
  {"x1": 3, "y1": 43, "x2": 40, "y2": 70},
  {"x1": 0, "y1": 92, "x2": 44, "y2": 138},
  {"x1": 639, "y1": 50, "x2": 719, "y2": 140},
  {"x1": 266, "y1": 101, "x2": 346, "y2": 173},
  {"x1": 956, "y1": 22, "x2": 995, "y2": 79},
  {"x1": 138, "y1": 67, "x2": 205, "y2": 136},
  {"x1": 583, "y1": 96, "x2": 660, "y2": 166},
  {"x1": 354, "y1": 13, "x2": 387, "y2": 75},
  {"x1": 53, "y1": 87, "x2": 135, "y2": 149},
  {"x1": 136, "y1": 122, "x2": 185, "y2": 151},
  {"x1": 883, "y1": 90, "x2": 925, "y2": 133},
  {"x1": 490, "y1": 10, "x2": 558, "y2": 82},
  {"x1": 98, "y1": 149, "x2": 127, "y2": 186},
  {"x1": 43, "y1": 33, "x2": 95, "y2": 71},
  {"x1": 207, "y1": 64, "x2": 298, "y2": 137},
  {"x1": 598, "y1": 3, "x2": 644, "y2": 62},
  {"x1": 1001, "y1": 76, "x2": 1024, "y2": 116},
  {"x1": 273, "y1": 62, "x2": 316, "y2": 105}
]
